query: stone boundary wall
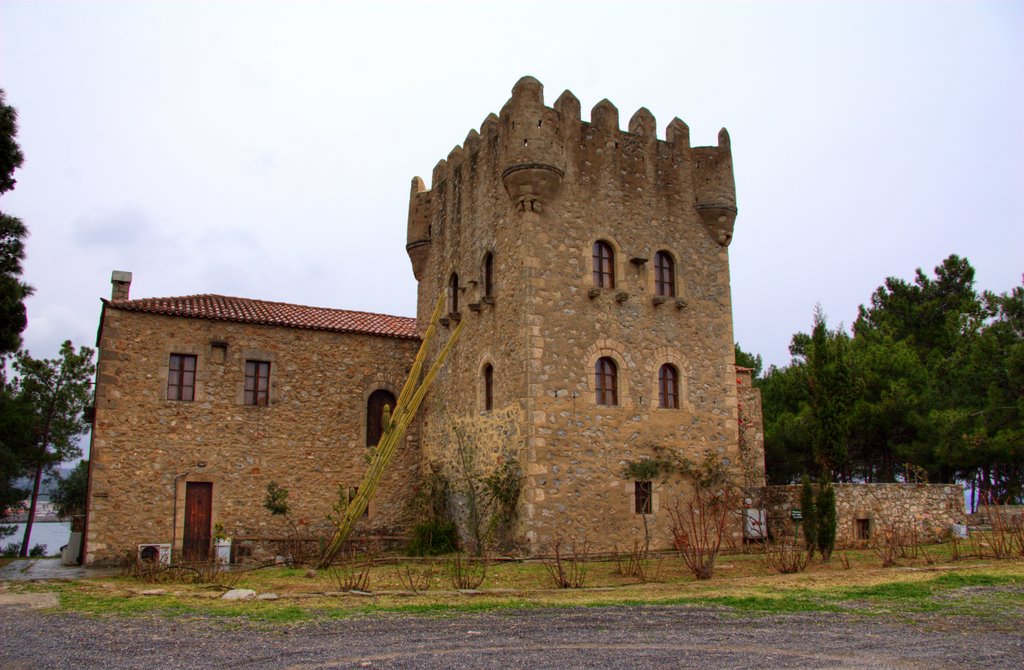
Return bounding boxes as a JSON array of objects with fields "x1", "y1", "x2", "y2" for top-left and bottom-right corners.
[
  {"x1": 968, "y1": 505, "x2": 1024, "y2": 526},
  {"x1": 765, "y1": 483, "x2": 967, "y2": 546}
]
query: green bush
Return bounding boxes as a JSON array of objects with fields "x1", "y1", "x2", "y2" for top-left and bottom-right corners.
[
  {"x1": 28, "y1": 543, "x2": 46, "y2": 557},
  {"x1": 407, "y1": 520, "x2": 458, "y2": 556}
]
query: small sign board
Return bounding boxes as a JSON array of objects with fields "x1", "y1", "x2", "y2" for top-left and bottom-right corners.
[{"x1": 791, "y1": 509, "x2": 803, "y2": 521}]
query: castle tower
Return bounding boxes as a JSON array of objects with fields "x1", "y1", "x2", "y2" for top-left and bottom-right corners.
[{"x1": 407, "y1": 76, "x2": 757, "y2": 553}]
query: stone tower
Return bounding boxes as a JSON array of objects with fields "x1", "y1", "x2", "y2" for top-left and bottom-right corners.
[{"x1": 406, "y1": 76, "x2": 756, "y2": 553}]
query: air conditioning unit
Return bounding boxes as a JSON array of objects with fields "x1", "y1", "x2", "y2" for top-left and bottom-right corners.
[
  {"x1": 137, "y1": 543, "x2": 172, "y2": 566},
  {"x1": 744, "y1": 508, "x2": 767, "y2": 539}
]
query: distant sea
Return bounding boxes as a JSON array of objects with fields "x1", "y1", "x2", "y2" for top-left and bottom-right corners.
[{"x1": 4, "y1": 522, "x2": 71, "y2": 557}]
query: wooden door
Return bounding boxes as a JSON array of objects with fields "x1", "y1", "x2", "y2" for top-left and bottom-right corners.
[{"x1": 183, "y1": 482, "x2": 212, "y2": 561}]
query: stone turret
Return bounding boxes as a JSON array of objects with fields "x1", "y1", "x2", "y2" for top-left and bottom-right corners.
[
  {"x1": 692, "y1": 128, "x2": 738, "y2": 246},
  {"x1": 498, "y1": 76, "x2": 565, "y2": 212}
]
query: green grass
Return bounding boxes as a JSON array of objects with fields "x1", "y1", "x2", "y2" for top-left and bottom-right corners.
[{"x1": 31, "y1": 549, "x2": 1024, "y2": 624}]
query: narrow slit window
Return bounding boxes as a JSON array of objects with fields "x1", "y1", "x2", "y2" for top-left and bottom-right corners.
[
  {"x1": 449, "y1": 272, "x2": 459, "y2": 313},
  {"x1": 483, "y1": 364, "x2": 494, "y2": 411},
  {"x1": 483, "y1": 253, "x2": 494, "y2": 298}
]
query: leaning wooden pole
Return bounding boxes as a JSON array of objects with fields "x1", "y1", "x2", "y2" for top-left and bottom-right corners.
[{"x1": 318, "y1": 293, "x2": 463, "y2": 567}]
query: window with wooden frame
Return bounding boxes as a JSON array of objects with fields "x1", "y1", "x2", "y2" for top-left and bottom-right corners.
[
  {"x1": 167, "y1": 354, "x2": 196, "y2": 401},
  {"x1": 592, "y1": 240, "x2": 615, "y2": 288},
  {"x1": 244, "y1": 360, "x2": 271, "y2": 406},
  {"x1": 658, "y1": 364, "x2": 679, "y2": 409},
  {"x1": 855, "y1": 518, "x2": 871, "y2": 540},
  {"x1": 483, "y1": 252, "x2": 494, "y2": 298},
  {"x1": 483, "y1": 363, "x2": 494, "y2": 411},
  {"x1": 635, "y1": 481, "x2": 653, "y2": 514},
  {"x1": 654, "y1": 250, "x2": 675, "y2": 297},
  {"x1": 595, "y1": 356, "x2": 618, "y2": 406}
]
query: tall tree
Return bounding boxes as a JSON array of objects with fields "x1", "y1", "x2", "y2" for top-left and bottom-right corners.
[
  {"x1": 15, "y1": 341, "x2": 95, "y2": 556},
  {"x1": 806, "y1": 306, "x2": 857, "y2": 477},
  {"x1": 0, "y1": 89, "x2": 33, "y2": 539},
  {"x1": 0, "y1": 89, "x2": 31, "y2": 354}
]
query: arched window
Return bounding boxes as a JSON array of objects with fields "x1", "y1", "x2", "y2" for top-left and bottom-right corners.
[
  {"x1": 658, "y1": 364, "x2": 679, "y2": 409},
  {"x1": 483, "y1": 363, "x2": 494, "y2": 411},
  {"x1": 654, "y1": 251, "x2": 675, "y2": 297},
  {"x1": 448, "y1": 272, "x2": 459, "y2": 313},
  {"x1": 595, "y1": 357, "x2": 618, "y2": 406},
  {"x1": 483, "y1": 253, "x2": 494, "y2": 298},
  {"x1": 366, "y1": 389, "x2": 397, "y2": 447},
  {"x1": 592, "y1": 240, "x2": 615, "y2": 289}
]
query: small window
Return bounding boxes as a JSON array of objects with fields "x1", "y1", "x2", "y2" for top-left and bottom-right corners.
[
  {"x1": 592, "y1": 240, "x2": 615, "y2": 289},
  {"x1": 483, "y1": 252, "x2": 494, "y2": 298},
  {"x1": 168, "y1": 354, "x2": 196, "y2": 401},
  {"x1": 658, "y1": 364, "x2": 679, "y2": 409},
  {"x1": 483, "y1": 364, "x2": 494, "y2": 411},
  {"x1": 595, "y1": 357, "x2": 618, "y2": 406},
  {"x1": 449, "y1": 272, "x2": 460, "y2": 313},
  {"x1": 366, "y1": 389, "x2": 396, "y2": 447},
  {"x1": 244, "y1": 360, "x2": 270, "y2": 406},
  {"x1": 635, "y1": 481, "x2": 653, "y2": 514},
  {"x1": 654, "y1": 251, "x2": 675, "y2": 297},
  {"x1": 855, "y1": 518, "x2": 871, "y2": 540}
]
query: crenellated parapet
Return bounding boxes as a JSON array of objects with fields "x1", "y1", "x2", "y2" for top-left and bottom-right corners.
[{"x1": 406, "y1": 76, "x2": 739, "y2": 278}]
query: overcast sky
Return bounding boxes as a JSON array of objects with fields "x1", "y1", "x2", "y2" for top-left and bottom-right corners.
[{"x1": 1, "y1": 1, "x2": 1022, "y2": 374}]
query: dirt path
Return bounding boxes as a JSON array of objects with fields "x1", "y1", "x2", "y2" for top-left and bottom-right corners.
[{"x1": 2, "y1": 603, "x2": 1020, "y2": 669}]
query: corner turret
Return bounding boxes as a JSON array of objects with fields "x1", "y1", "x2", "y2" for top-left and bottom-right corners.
[
  {"x1": 499, "y1": 76, "x2": 565, "y2": 212},
  {"x1": 406, "y1": 176, "x2": 431, "y2": 280},
  {"x1": 692, "y1": 127, "x2": 737, "y2": 246}
]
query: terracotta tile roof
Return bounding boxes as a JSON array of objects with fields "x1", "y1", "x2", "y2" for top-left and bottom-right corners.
[{"x1": 106, "y1": 294, "x2": 418, "y2": 339}]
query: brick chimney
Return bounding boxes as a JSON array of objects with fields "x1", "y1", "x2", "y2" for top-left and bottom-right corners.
[{"x1": 111, "y1": 271, "x2": 132, "y2": 301}]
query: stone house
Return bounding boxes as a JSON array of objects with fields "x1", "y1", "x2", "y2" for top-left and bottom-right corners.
[{"x1": 84, "y1": 76, "x2": 766, "y2": 564}]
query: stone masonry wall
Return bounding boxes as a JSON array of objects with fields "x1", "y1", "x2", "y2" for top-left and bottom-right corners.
[
  {"x1": 765, "y1": 483, "x2": 967, "y2": 547},
  {"x1": 86, "y1": 308, "x2": 420, "y2": 565},
  {"x1": 736, "y1": 368, "x2": 766, "y2": 498}
]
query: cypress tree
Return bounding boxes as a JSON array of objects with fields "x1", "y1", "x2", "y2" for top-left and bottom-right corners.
[
  {"x1": 816, "y1": 477, "x2": 837, "y2": 560},
  {"x1": 799, "y1": 475, "x2": 818, "y2": 557}
]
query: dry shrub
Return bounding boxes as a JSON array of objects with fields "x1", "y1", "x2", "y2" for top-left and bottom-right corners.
[
  {"x1": 394, "y1": 561, "x2": 435, "y2": 593},
  {"x1": 668, "y1": 485, "x2": 734, "y2": 580},
  {"x1": 985, "y1": 502, "x2": 1024, "y2": 559},
  {"x1": 447, "y1": 553, "x2": 487, "y2": 590},
  {"x1": 326, "y1": 546, "x2": 374, "y2": 592},
  {"x1": 613, "y1": 539, "x2": 660, "y2": 583},
  {"x1": 762, "y1": 540, "x2": 811, "y2": 574},
  {"x1": 122, "y1": 554, "x2": 241, "y2": 589},
  {"x1": 542, "y1": 536, "x2": 590, "y2": 589}
]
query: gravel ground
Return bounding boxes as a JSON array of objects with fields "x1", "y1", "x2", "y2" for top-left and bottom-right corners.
[{"x1": 2, "y1": 603, "x2": 1021, "y2": 670}]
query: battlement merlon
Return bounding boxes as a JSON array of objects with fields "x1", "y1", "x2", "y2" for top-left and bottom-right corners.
[{"x1": 405, "y1": 76, "x2": 739, "y2": 272}]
